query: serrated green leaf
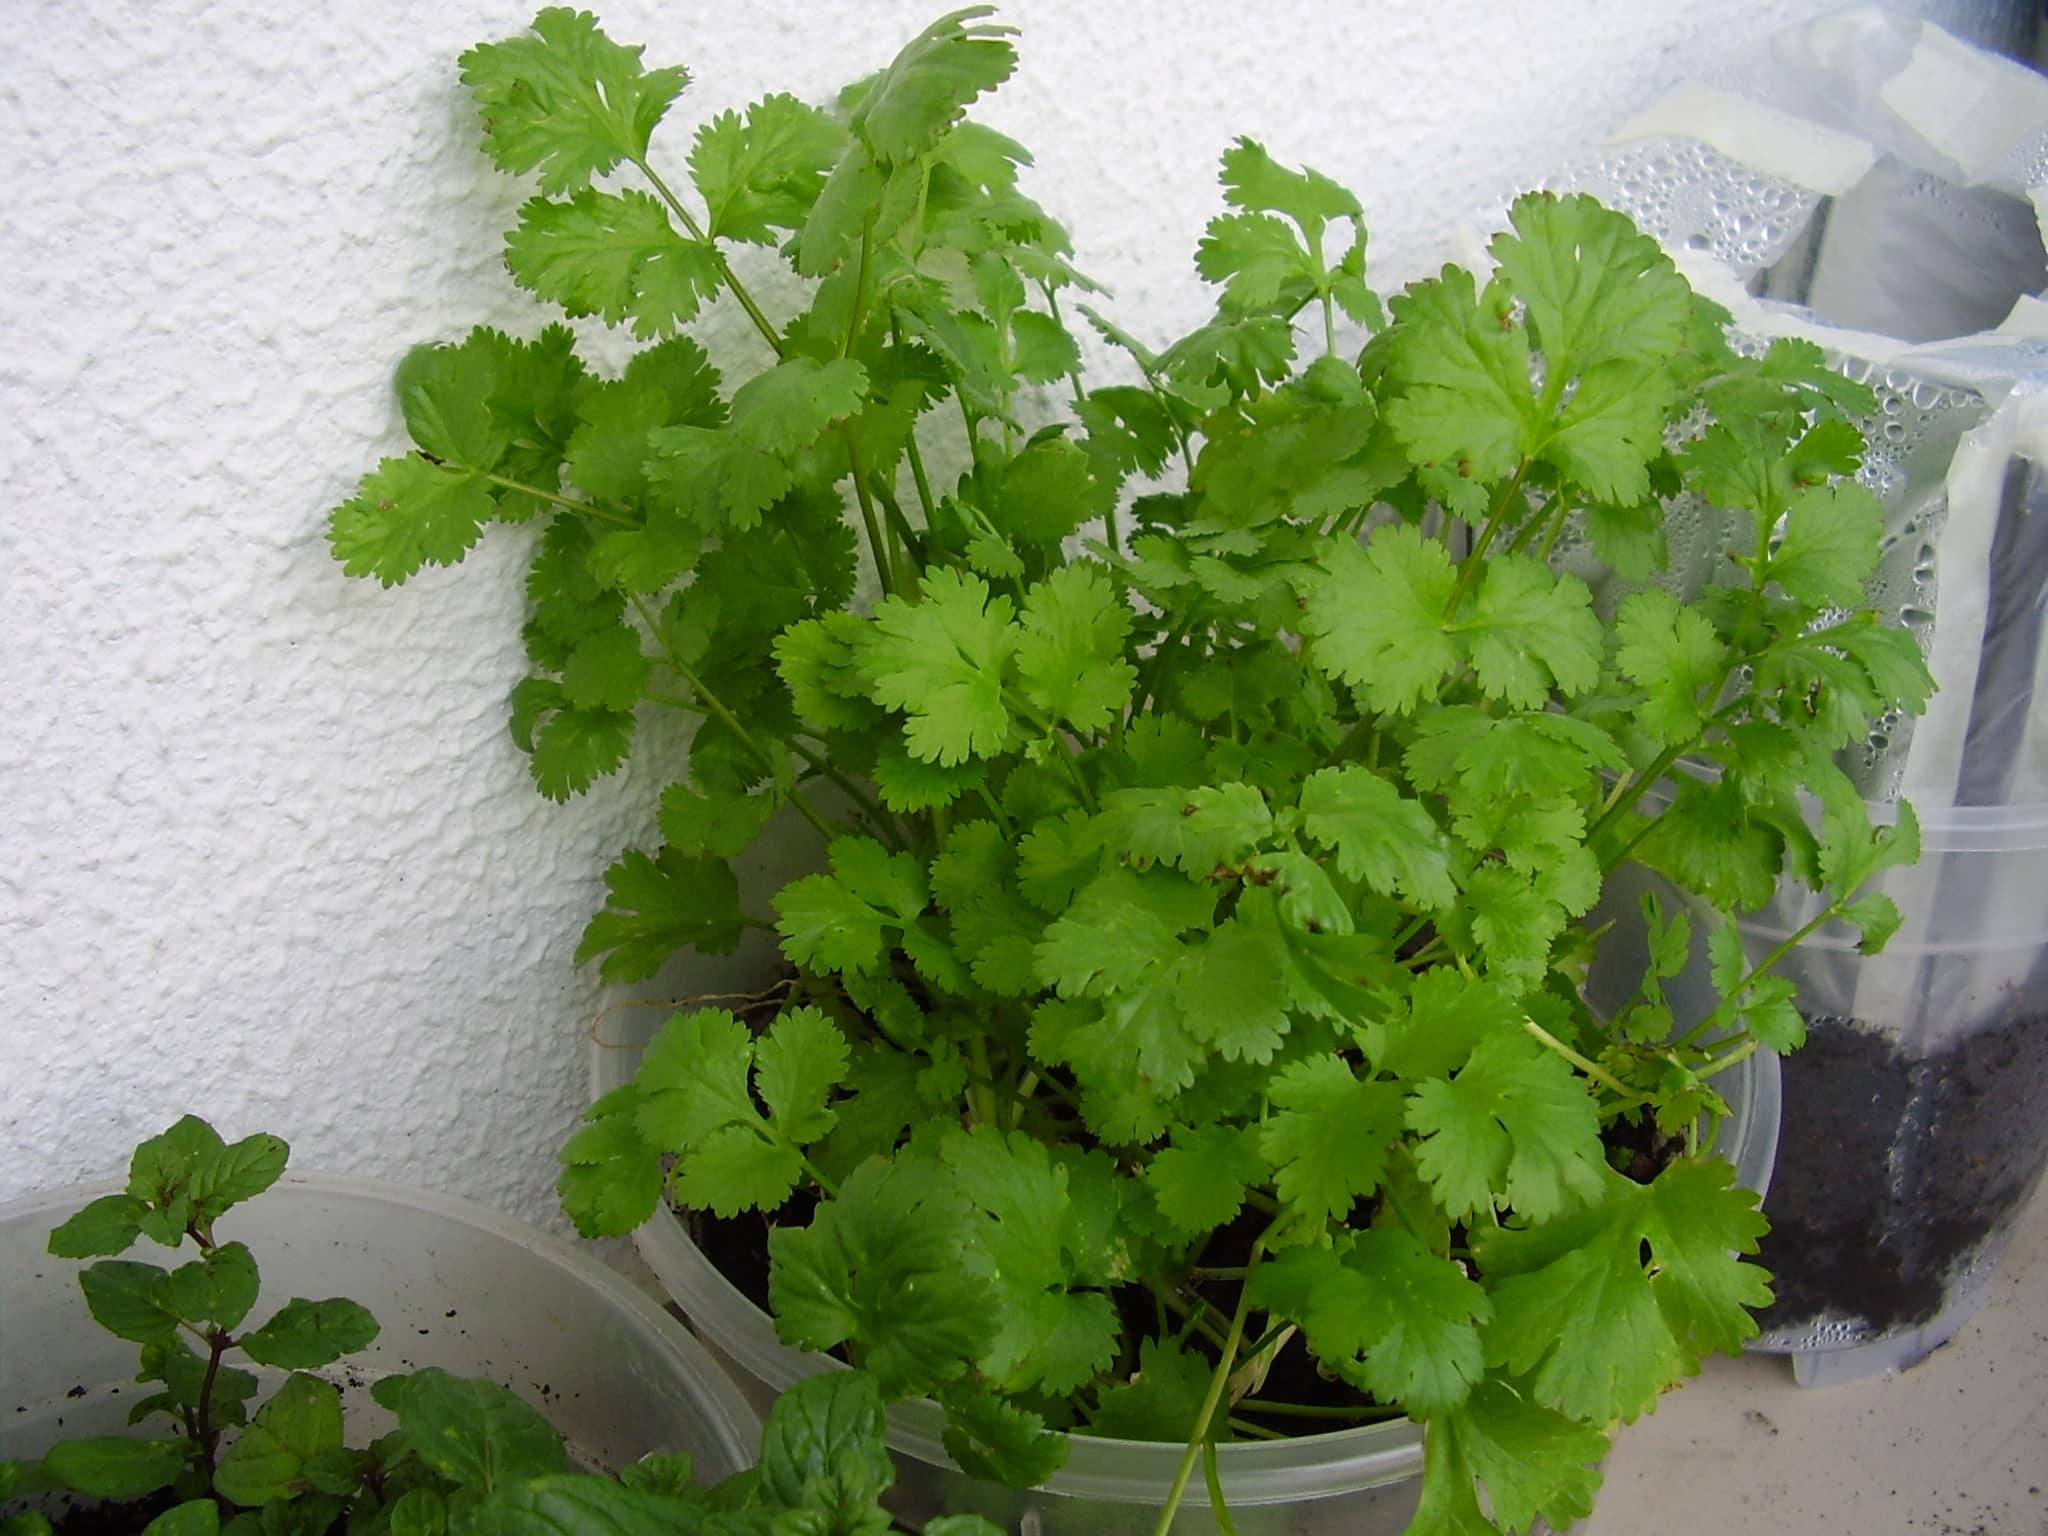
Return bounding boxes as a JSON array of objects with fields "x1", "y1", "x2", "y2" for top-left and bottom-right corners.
[
  {"x1": 460, "y1": 10, "x2": 688, "y2": 195},
  {"x1": 849, "y1": 8, "x2": 1017, "y2": 164},
  {"x1": 505, "y1": 190, "x2": 721, "y2": 339},
  {"x1": 48, "y1": 1194, "x2": 148, "y2": 1259},
  {"x1": 78, "y1": 1260, "x2": 180, "y2": 1346},
  {"x1": 573, "y1": 848, "x2": 741, "y2": 982},
  {"x1": 1408, "y1": 1381, "x2": 1607, "y2": 1536},
  {"x1": 390, "y1": 1368, "x2": 570, "y2": 1492},
  {"x1": 859, "y1": 568, "x2": 1017, "y2": 766},
  {"x1": 1015, "y1": 564, "x2": 1135, "y2": 736},
  {"x1": 329, "y1": 456, "x2": 495, "y2": 588},
  {"x1": 690, "y1": 93, "x2": 846, "y2": 245},
  {"x1": 1259, "y1": 1056, "x2": 1404, "y2": 1219},
  {"x1": 558, "y1": 1085, "x2": 664, "y2": 1238},
  {"x1": 769, "y1": 1157, "x2": 994, "y2": 1398},
  {"x1": 41, "y1": 1439, "x2": 187, "y2": 1501},
  {"x1": 1147, "y1": 1124, "x2": 1268, "y2": 1235},
  {"x1": 1298, "y1": 765, "x2": 1455, "y2": 910},
  {"x1": 239, "y1": 1299, "x2": 378, "y2": 1371},
  {"x1": 1301, "y1": 526, "x2": 1458, "y2": 714}
]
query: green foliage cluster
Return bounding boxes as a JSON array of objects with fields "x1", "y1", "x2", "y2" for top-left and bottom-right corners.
[
  {"x1": 2, "y1": 1119, "x2": 996, "y2": 1536},
  {"x1": 328, "y1": 10, "x2": 1933, "y2": 1533}
]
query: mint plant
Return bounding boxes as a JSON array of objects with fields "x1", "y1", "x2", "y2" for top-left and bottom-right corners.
[
  {"x1": 327, "y1": 10, "x2": 1933, "y2": 1534},
  {"x1": 3, "y1": 1119, "x2": 993, "y2": 1536},
  {"x1": 3, "y1": 1116, "x2": 441, "y2": 1536}
]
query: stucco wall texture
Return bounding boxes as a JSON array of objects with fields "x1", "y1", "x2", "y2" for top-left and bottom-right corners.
[{"x1": 1, "y1": 0, "x2": 2032, "y2": 1226}]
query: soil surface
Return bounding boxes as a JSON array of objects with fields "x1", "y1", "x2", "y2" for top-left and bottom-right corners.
[{"x1": 1757, "y1": 1009, "x2": 2048, "y2": 1339}]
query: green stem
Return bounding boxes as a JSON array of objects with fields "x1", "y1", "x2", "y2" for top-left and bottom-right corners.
[
  {"x1": 1444, "y1": 460, "x2": 1532, "y2": 615},
  {"x1": 842, "y1": 432, "x2": 896, "y2": 596},
  {"x1": 632, "y1": 596, "x2": 840, "y2": 844},
  {"x1": 476, "y1": 470, "x2": 634, "y2": 528},
  {"x1": 1203, "y1": 1442, "x2": 1241, "y2": 1536},
  {"x1": 635, "y1": 160, "x2": 786, "y2": 359},
  {"x1": 1672, "y1": 905, "x2": 1838, "y2": 1049},
  {"x1": 1699, "y1": 1036, "x2": 1761, "y2": 1078},
  {"x1": 1150, "y1": 1223, "x2": 1277, "y2": 1536},
  {"x1": 1521, "y1": 1014, "x2": 1635, "y2": 1100}
]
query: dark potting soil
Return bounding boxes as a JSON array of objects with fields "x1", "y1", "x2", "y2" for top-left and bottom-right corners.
[
  {"x1": 29, "y1": 1491, "x2": 182, "y2": 1536},
  {"x1": 1756, "y1": 1009, "x2": 2048, "y2": 1339}
]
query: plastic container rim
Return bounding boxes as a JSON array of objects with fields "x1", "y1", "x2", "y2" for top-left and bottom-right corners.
[{"x1": 0, "y1": 1167, "x2": 762, "y2": 1479}]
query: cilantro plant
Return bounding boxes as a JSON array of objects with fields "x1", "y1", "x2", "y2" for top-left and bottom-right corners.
[
  {"x1": 327, "y1": 9, "x2": 1934, "y2": 1534},
  {"x1": 4, "y1": 1119, "x2": 995, "y2": 1536}
]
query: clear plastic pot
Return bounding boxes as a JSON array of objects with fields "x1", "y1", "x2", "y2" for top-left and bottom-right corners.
[
  {"x1": 1688, "y1": 802, "x2": 2048, "y2": 1384},
  {"x1": 0, "y1": 1172, "x2": 760, "y2": 1481},
  {"x1": 592, "y1": 1016, "x2": 1779, "y2": 1534}
]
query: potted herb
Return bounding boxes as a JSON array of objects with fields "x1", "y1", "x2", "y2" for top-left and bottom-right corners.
[
  {"x1": 1, "y1": 1116, "x2": 759, "y2": 1536},
  {"x1": 326, "y1": 8, "x2": 1932, "y2": 1532}
]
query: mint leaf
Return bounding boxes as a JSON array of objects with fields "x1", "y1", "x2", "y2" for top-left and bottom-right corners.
[
  {"x1": 41, "y1": 1440, "x2": 187, "y2": 1501},
  {"x1": 460, "y1": 9, "x2": 688, "y2": 194},
  {"x1": 239, "y1": 1299, "x2": 378, "y2": 1370},
  {"x1": 387, "y1": 1368, "x2": 570, "y2": 1492},
  {"x1": 48, "y1": 1194, "x2": 148, "y2": 1259}
]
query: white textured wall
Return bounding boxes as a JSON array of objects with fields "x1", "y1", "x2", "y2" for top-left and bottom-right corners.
[{"x1": 2, "y1": 0, "x2": 2031, "y2": 1226}]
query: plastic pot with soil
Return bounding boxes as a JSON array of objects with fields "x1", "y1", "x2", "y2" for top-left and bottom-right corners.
[
  {"x1": 1, "y1": 1168, "x2": 761, "y2": 1528},
  {"x1": 1678, "y1": 801, "x2": 2048, "y2": 1385},
  {"x1": 590, "y1": 1019, "x2": 1782, "y2": 1535}
]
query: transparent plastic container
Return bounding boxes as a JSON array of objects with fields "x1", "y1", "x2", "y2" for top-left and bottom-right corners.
[
  {"x1": 0, "y1": 1172, "x2": 760, "y2": 1482},
  {"x1": 593, "y1": 1019, "x2": 1779, "y2": 1534},
  {"x1": 1690, "y1": 802, "x2": 2048, "y2": 1384}
]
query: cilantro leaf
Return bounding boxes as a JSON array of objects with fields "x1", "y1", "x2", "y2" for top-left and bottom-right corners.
[
  {"x1": 689, "y1": 94, "x2": 846, "y2": 244},
  {"x1": 1769, "y1": 482, "x2": 1884, "y2": 609},
  {"x1": 1248, "y1": 1229, "x2": 1489, "y2": 1415},
  {"x1": 1297, "y1": 765, "x2": 1456, "y2": 911},
  {"x1": 1087, "y1": 1338, "x2": 1215, "y2": 1442},
  {"x1": 1409, "y1": 1380, "x2": 1607, "y2": 1536},
  {"x1": 775, "y1": 836, "x2": 929, "y2": 976},
  {"x1": 1301, "y1": 526, "x2": 1459, "y2": 714},
  {"x1": 329, "y1": 456, "x2": 495, "y2": 587},
  {"x1": 1259, "y1": 1056, "x2": 1404, "y2": 1220},
  {"x1": 1405, "y1": 1028, "x2": 1606, "y2": 1223},
  {"x1": 1015, "y1": 565, "x2": 1136, "y2": 736},
  {"x1": 1462, "y1": 556, "x2": 1603, "y2": 706},
  {"x1": 508, "y1": 677, "x2": 635, "y2": 799},
  {"x1": 1477, "y1": 1159, "x2": 1771, "y2": 1424},
  {"x1": 769, "y1": 1156, "x2": 994, "y2": 1398},
  {"x1": 460, "y1": 9, "x2": 688, "y2": 195},
  {"x1": 558, "y1": 1086, "x2": 664, "y2": 1237},
  {"x1": 504, "y1": 190, "x2": 722, "y2": 338},
  {"x1": 574, "y1": 847, "x2": 741, "y2": 981},
  {"x1": 938, "y1": 1127, "x2": 1119, "y2": 1397},
  {"x1": 1615, "y1": 590, "x2": 1727, "y2": 746},
  {"x1": 1147, "y1": 1124, "x2": 1269, "y2": 1235},
  {"x1": 860, "y1": 568, "x2": 1019, "y2": 765},
  {"x1": 849, "y1": 8, "x2": 1018, "y2": 164}
]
